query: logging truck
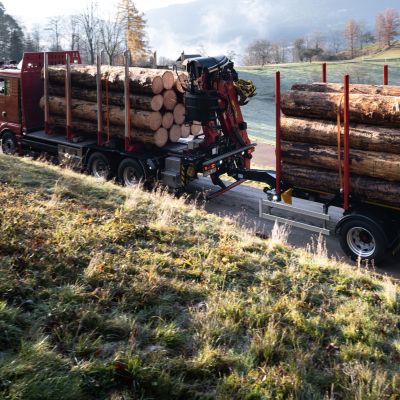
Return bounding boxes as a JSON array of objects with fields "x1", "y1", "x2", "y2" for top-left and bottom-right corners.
[{"x1": 0, "y1": 51, "x2": 399, "y2": 264}]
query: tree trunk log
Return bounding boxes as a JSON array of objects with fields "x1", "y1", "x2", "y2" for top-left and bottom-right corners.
[
  {"x1": 169, "y1": 125, "x2": 182, "y2": 142},
  {"x1": 48, "y1": 83, "x2": 163, "y2": 111},
  {"x1": 181, "y1": 124, "x2": 191, "y2": 138},
  {"x1": 47, "y1": 65, "x2": 165, "y2": 95},
  {"x1": 162, "y1": 70, "x2": 175, "y2": 90},
  {"x1": 282, "y1": 163, "x2": 400, "y2": 208},
  {"x1": 41, "y1": 96, "x2": 162, "y2": 132},
  {"x1": 48, "y1": 116, "x2": 168, "y2": 147},
  {"x1": 163, "y1": 89, "x2": 178, "y2": 110},
  {"x1": 281, "y1": 140, "x2": 400, "y2": 181},
  {"x1": 133, "y1": 128, "x2": 168, "y2": 148},
  {"x1": 175, "y1": 72, "x2": 188, "y2": 94},
  {"x1": 281, "y1": 90, "x2": 400, "y2": 126},
  {"x1": 291, "y1": 82, "x2": 400, "y2": 97},
  {"x1": 173, "y1": 103, "x2": 185, "y2": 125},
  {"x1": 162, "y1": 112, "x2": 174, "y2": 129},
  {"x1": 281, "y1": 116, "x2": 400, "y2": 154},
  {"x1": 190, "y1": 122, "x2": 202, "y2": 136}
]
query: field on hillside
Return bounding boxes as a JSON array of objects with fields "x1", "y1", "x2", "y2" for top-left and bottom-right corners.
[
  {"x1": 1, "y1": 155, "x2": 400, "y2": 399},
  {"x1": 238, "y1": 60, "x2": 400, "y2": 143}
]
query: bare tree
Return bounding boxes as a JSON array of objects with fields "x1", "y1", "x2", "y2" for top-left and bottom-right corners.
[
  {"x1": 244, "y1": 39, "x2": 272, "y2": 66},
  {"x1": 376, "y1": 9, "x2": 400, "y2": 47},
  {"x1": 329, "y1": 30, "x2": 344, "y2": 54},
  {"x1": 344, "y1": 19, "x2": 361, "y2": 58},
  {"x1": 46, "y1": 17, "x2": 63, "y2": 51},
  {"x1": 310, "y1": 32, "x2": 325, "y2": 50},
  {"x1": 75, "y1": 1, "x2": 100, "y2": 64},
  {"x1": 99, "y1": 14, "x2": 124, "y2": 65},
  {"x1": 69, "y1": 16, "x2": 80, "y2": 51},
  {"x1": 292, "y1": 38, "x2": 305, "y2": 62}
]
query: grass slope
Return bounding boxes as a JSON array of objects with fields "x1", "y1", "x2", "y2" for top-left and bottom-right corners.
[{"x1": 0, "y1": 155, "x2": 399, "y2": 400}]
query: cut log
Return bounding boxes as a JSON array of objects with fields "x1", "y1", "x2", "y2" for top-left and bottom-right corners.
[
  {"x1": 291, "y1": 82, "x2": 400, "y2": 97},
  {"x1": 48, "y1": 116, "x2": 168, "y2": 147},
  {"x1": 132, "y1": 128, "x2": 168, "y2": 148},
  {"x1": 48, "y1": 83, "x2": 163, "y2": 111},
  {"x1": 175, "y1": 72, "x2": 189, "y2": 93},
  {"x1": 49, "y1": 115, "x2": 124, "y2": 138},
  {"x1": 162, "y1": 70, "x2": 175, "y2": 90},
  {"x1": 281, "y1": 90, "x2": 400, "y2": 126},
  {"x1": 41, "y1": 96, "x2": 162, "y2": 131},
  {"x1": 162, "y1": 112, "x2": 174, "y2": 129},
  {"x1": 169, "y1": 125, "x2": 182, "y2": 142},
  {"x1": 190, "y1": 122, "x2": 202, "y2": 136},
  {"x1": 281, "y1": 116, "x2": 400, "y2": 154},
  {"x1": 281, "y1": 140, "x2": 400, "y2": 181},
  {"x1": 282, "y1": 163, "x2": 400, "y2": 208},
  {"x1": 47, "y1": 65, "x2": 165, "y2": 95},
  {"x1": 173, "y1": 103, "x2": 186, "y2": 125},
  {"x1": 181, "y1": 124, "x2": 191, "y2": 138},
  {"x1": 163, "y1": 89, "x2": 178, "y2": 111}
]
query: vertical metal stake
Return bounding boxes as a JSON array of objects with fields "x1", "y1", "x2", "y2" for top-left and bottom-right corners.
[
  {"x1": 65, "y1": 54, "x2": 73, "y2": 140},
  {"x1": 275, "y1": 71, "x2": 281, "y2": 196},
  {"x1": 384, "y1": 64, "x2": 389, "y2": 85},
  {"x1": 343, "y1": 75, "x2": 350, "y2": 210},
  {"x1": 96, "y1": 52, "x2": 103, "y2": 145},
  {"x1": 124, "y1": 50, "x2": 131, "y2": 151},
  {"x1": 44, "y1": 52, "x2": 50, "y2": 134},
  {"x1": 322, "y1": 63, "x2": 327, "y2": 83}
]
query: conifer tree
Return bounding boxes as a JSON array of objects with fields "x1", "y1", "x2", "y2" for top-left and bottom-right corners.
[{"x1": 117, "y1": 0, "x2": 148, "y2": 64}]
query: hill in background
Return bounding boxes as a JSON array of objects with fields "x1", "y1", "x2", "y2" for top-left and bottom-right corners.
[{"x1": 0, "y1": 155, "x2": 399, "y2": 399}]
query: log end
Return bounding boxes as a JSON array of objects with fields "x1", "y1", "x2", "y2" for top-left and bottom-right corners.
[{"x1": 169, "y1": 125, "x2": 182, "y2": 142}]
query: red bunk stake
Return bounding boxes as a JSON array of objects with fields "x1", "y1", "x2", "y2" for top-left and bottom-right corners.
[
  {"x1": 96, "y1": 52, "x2": 103, "y2": 146},
  {"x1": 343, "y1": 75, "x2": 350, "y2": 210},
  {"x1": 275, "y1": 71, "x2": 282, "y2": 196},
  {"x1": 384, "y1": 64, "x2": 389, "y2": 85},
  {"x1": 65, "y1": 54, "x2": 73, "y2": 141},
  {"x1": 322, "y1": 63, "x2": 327, "y2": 83}
]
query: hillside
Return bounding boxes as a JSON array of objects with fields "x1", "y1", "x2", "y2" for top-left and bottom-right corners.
[{"x1": 0, "y1": 155, "x2": 399, "y2": 399}]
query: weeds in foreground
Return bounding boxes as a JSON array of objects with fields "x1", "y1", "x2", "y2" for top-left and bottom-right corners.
[{"x1": 0, "y1": 155, "x2": 399, "y2": 400}]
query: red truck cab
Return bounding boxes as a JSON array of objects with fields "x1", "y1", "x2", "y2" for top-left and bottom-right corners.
[{"x1": 0, "y1": 68, "x2": 21, "y2": 149}]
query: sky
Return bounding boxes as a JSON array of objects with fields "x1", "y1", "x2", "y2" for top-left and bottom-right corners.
[
  {"x1": 2, "y1": 0, "x2": 399, "y2": 59},
  {"x1": 2, "y1": 0, "x2": 194, "y2": 24}
]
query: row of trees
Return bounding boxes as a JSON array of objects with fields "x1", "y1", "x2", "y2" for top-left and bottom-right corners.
[
  {"x1": 0, "y1": 3, "x2": 24, "y2": 62},
  {"x1": 0, "y1": 0, "x2": 150, "y2": 66},
  {"x1": 243, "y1": 8, "x2": 400, "y2": 66}
]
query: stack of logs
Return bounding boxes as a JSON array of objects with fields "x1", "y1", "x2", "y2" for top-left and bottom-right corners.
[
  {"x1": 40, "y1": 65, "x2": 203, "y2": 148},
  {"x1": 280, "y1": 82, "x2": 400, "y2": 208}
]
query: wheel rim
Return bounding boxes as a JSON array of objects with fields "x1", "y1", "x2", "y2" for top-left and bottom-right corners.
[
  {"x1": 2, "y1": 137, "x2": 16, "y2": 154},
  {"x1": 346, "y1": 227, "x2": 376, "y2": 258},
  {"x1": 123, "y1": 166, "x2": 140, "y2": 186},
  {"x1": 91, "y1": 158, "x2": 109, "y2": 178}
]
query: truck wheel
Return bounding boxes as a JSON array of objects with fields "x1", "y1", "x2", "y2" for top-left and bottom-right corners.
[
  {"x1": 118, "y1": 159, "x2": 144, "y2": 187},
  {"x1": 1, "y1": 131, "x2": 17, "y2": 155},
  {"x1": 338, "y1": 217, "x2": 387, "y2": 263},
  {"x1": 87, "y1": 152, "x2": 112, "y2": 179}
]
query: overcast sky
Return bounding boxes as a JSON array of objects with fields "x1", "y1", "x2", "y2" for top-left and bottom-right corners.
[{"x1": 2, "y1": 0, "x2": 194, "y2": 25}]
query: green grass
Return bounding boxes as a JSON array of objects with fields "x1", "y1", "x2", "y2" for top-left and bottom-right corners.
[{"x1": 0, "y1": 155, "x2": 400, "y2": 399}]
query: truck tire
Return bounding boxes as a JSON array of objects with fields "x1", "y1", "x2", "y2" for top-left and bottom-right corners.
[
  {"x1": 87, "y1": 152, "x2": 112, "y2": 180},
  {"x1": 1, "y1": 131, "x2": 17, "y2": 155},
  {"x1": 118, "y1": 159, "x2": 144, "y2": 187},
  {"x1": 338, "y1": 216, "x2": 387, "y2": 263}
]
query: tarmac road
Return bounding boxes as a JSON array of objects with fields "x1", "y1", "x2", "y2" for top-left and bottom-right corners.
[{"x1": 188, "y1": 178, "x2": 400, "y2": 278}]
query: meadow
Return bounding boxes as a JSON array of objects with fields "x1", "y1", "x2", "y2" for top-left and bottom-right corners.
[
  {"x1": 238, "y1": 60, "x2": 400, "y2": 143},
  {"x1": 1, "y1": 155, "x2": 400, "y2": 399}
]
